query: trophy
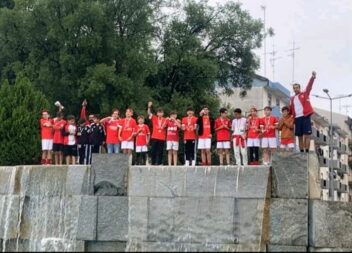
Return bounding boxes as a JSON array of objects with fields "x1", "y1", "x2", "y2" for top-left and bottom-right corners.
[{"x1": 54, "y1": 101, "x2": 64, "y2": 111}]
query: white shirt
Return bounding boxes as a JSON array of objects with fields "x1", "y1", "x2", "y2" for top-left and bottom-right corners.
[
  {"x1": 68, "y1": 125, "x2": 77, "y2": 145},
  {"x1": 232, "y1": 118, "x2": 247, "y2": 135},
  {"x1": 294, "y1": 95, "x2": 304, "y2": 118}
]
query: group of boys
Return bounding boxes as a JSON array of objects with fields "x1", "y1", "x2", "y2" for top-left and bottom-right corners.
[{"x1": 40, "y1": 71, "x2": 316, "y2": 166}]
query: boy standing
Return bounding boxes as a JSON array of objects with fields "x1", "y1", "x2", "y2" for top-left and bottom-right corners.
[
  {"x1": 214, "y1": 108, "x2": 231, "y2": 165},
  {"x1": 63, "y1": 115, "x2": 78, "y2": 165},
  {"x1": 166, "y1": 111, "x2": 181, "y2": 166},
  {"x1": 40, "y1": 110, "x2": 54, "y2": 165},
  {"x1": 278, "y1": 106, "x2": 295, "y2": 152},
  {"x1": 197, "y1": 106, "x2": 214, "y2": 166},
  {"x1": 260, "y1": 106, "x2": 278, "y2": 165},
  {"x1": 135, "y1": 115, "x2": 150, "y2": 165},
  {"x1": 101, "y1": 109, "x2": 121, "y2": 154},
  {"x1": 247, "y1": 106, "x2": 261, "y2": 165},
  {"x1": 181, "y1": 108, "x2": 198, "y2": 166},
  {"x1": 148, "y1": 101, "x2": 167, "y2": 165},
  {"x1": 52, "y1": 111, "x2": 66, "y2": 165},
  {"x1": 77, "y1": 118, "x2": 92, "y2": 165},
  {"x1": 119, "y1": 108, "x2": 137, "y2": 163},
  {"x1": 232, "y1": 108, "x2": 248, "y2": 166},
  {"x1": 90, "y1": 115, "x2": 105, "y2": 154}
]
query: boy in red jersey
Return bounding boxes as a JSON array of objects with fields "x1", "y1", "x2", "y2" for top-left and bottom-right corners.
[
  {"x1": 214, "y1": 108, "x2": 231, "y2": 165},
  {"x1": 101, "y1": 108, "x2": 121, "y2": 154},
  {"x1": 63, "y1": 115, "x2": 78, "y2": 165},
  {"x1": 166, "y1": 111, "x2": 181, "y2": 166},
  {"x1": 40, "y1": 109, "x2": 54, "y2": 165},
  {"x1": 247, "y1": 106, "x2": 261, "y2": 165},
  {"x1": 148, "y1": 101, "x2": 167, "y2": 165},
  {"x1": 260, "y1": 106, "x2": 278, "y2": 165},
  {"x1": 181, "y1": 107, "x2": 198, "y2": 166},
  {"x1": 52, "y1": 111, "x2": 66, "y2": 165},
  {"x1": 197, "y1": 105, "x2": 214, "y2": 166},
  {"x1": 135, "y1": 115, "x2": 150, "y2": 165},
  {"x1": 119, "y1": 108, "x2": 137, "y2": 162}
]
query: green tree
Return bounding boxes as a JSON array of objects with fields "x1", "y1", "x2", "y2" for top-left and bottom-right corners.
[{"x1": 0, "y1": 76, "x2": 49, "y2": 165}]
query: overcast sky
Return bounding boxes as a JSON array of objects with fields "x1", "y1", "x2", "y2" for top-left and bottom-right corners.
[{"x1": 209, "y1": 0, "x2": 352, "y2": 117}]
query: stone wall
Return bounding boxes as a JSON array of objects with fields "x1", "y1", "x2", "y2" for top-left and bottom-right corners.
[{"x1": 1, "y1": 153, "x2": 352, "y2": 252}]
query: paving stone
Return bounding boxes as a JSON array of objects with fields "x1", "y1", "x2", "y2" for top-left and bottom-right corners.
[
  {"x1": 128, "y1": 197, "x2": 148, "y2": 241},
  {"x1": 86, "y1": 241, "x2": 127, "y2": 252},
  {"x1": 76, "y1": 196, "x2": 98, "y2": 240},
  {"x1": 268, "y1": 244, "x2": 307, "y2": 252}
]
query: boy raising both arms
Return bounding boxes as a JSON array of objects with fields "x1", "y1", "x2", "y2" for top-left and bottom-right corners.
[
  {"x1": 181, "y1": 107, "x2": 198, "y2": 166},
  {"x1": 197, "y1": 105, "x2": 214, "y2": 166},
  {"x1": 148, "y1": 101, "x2": 167, "y2": 165},
  {"x1": 40, "y1": 110, "x2": 54, "y2": 165},
  {"x1": 214, "y1": 108, "x2": 231, "y2": 166},
  {"x1": 260, "y1": 106, "x2": 278, "y2": 165},
  {"x1": 166, "y1": 111, "x2": 181, "y2": 166},
  {"x1": 135, "y1": 115, "x2": 151, "y2": 165},
  {"x1": 232, "y1": 108, "x2": 248, "y2": 166},
  {"x1": 278, "y1": 106, "x2": 295, "y2": 152}
]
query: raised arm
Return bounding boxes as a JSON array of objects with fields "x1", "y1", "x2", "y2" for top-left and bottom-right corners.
[
  {"x1": 147, "y1": 101, "x2": 153, "y2": 119},
  {"x1": 80, "y1": 99, "x2": 88, "y2": 122},
  {"x1": 304, "y1": 71, "x2": 316, "y2": 95}
]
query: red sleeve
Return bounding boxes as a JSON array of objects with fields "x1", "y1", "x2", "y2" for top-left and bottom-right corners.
[
  {"x1": 80, "y1": 106, "x2": 87, "y2": 121},
  {"x1": 145, "y1": 125, "x2": 150, "y2": 134},
  {"x1": 304, "y1": 76, "x2": 315, "y2": 96},
  {"x1": 289, "y1": 97, "x2": 294, "y2": 115}
]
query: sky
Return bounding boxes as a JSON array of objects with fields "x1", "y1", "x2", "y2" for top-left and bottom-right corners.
[{"x1": 209, "y1": 0, "x2": 352, "y2": 117}]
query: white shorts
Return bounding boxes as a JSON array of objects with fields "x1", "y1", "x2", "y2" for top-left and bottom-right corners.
[
  {"x1": 280, "y1": 143, "x2": 295, "y2": 149},
  {"x1": 42, "y1": 139, "x2": 53, "y2": 151},
  {"x1": 136, "y1": 145, "x2": 148, "y2": 153},
  {"x1": 261, "y1": 137, "x2": 277, "y2": 148},
  {"x1": 121, "y1": 141, "x2": 134, "y2": 150},
  {"x1": 167, "y1": 141, "x2": 179, "y2": 151},
  {"x1": 216, "y1": 141, "x2": 231, "y2": 149},
  {"x1": 247, "y1": 138, "x2": 260, "y2": 147},
  {"x1": 198, "y1": 138, "x2": 211, "y2": 150}
]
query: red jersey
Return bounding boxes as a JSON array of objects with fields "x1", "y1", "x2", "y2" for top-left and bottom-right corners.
[
  {"x1": 135, "y1": 124, "x2": 150, "y2": 146},
  {"x1": 214, "y1": 117, "x2": 231, "y2": 141},
  {"x1": 151, "y1": 115, "x2": 167, "y2": 141},
  {"x1": 103, "y1": 118, "x2": 121, "y2": 144},
  {"x1": 40, "y1": 118, "x2": 53, "y2": 140},
  {"x1": 120, "y1": 118, "x2": 137, "y2": 141},
  {"x1": 53, "y1": 119, "x2": 66, "y2": 144},
  {"x1": 166, "y1": 119, "x2": 180, "y2": 142},
  {"x1": 199, "y1": 116, "x2": 211, "y2": 139},
  {"x1": 260, "y1": 116, "x2": 278, "y2": 138},
  {"x1": 182, "y1": 116, "x2": 198, "y2": 140},
  {"x1": 247, "y1": 116, "x2": 260, "y2": 139}
]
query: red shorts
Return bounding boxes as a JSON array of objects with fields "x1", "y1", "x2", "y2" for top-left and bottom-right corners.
[{"x1": 281, "y1": 138, "x2": 294, "y2": 145}]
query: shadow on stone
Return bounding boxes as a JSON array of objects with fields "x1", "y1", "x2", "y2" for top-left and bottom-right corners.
[{"x1": 94, "y1": 181, "x2": 125, "y2": 196}]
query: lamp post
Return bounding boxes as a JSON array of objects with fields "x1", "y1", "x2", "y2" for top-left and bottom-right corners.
[{"x1": 313, "y1": 91, "x2": 352, "y2": 201}]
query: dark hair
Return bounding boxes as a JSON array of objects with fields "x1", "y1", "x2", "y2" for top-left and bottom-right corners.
[
  {"x1": 67, "y1": 115, "x2": 75, "y2": 121},
  {"x1": 78, "y1": 118, "x2": 86, "y2": 125},
  {"x1": 126, "y1": 107, "x2": 133, "y2": 112},
  {"x1": 202, "y1": 105, "x2": 209, "y2": 110},
  {"x1": 112, "y1": 108, "x2": 119, "y2": 114},
  {"x1": 219, "y1": 108, "x2": 227, "y2": 114},
  {"x1": 169, "y1": 111, "x2": 177, "y2": 116},
  {"x1": 137, "y1": 115, "x2": 145, "y2": 120},
  {"x1": 281, "y1": 106, "x2": 289, "y2": 112},
  {"x1": 157, "y1": 107, "x2": 164, "y2": 113},
  {"x1": 234, "y1": 108, "x2": 242, "y2": 114},
  {"x1": 94, "y1": 114, "x2": 101, "y2": 119},
  {"x1": 56, "y1": 111, "x2": 64, "y2": 118},
  {"x1": 186, "y1": 107, "x2": 194, "y2": 112},
  {"x1": 293, "y1": 83, "x2": 301, "y2": 88},
  {"x1": 264, "y1": 106, "x2": 272, "y2": 111},
  {"x1": 41, "y1": 109, "x2": 49, "y2": 114}
]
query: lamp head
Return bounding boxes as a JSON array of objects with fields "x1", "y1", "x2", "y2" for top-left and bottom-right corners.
[{"x1": 323, "y1": 89, "x2": 329, "y2": 94}]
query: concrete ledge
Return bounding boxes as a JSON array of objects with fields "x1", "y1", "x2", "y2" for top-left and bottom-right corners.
[
  {"x1": 86, "y1": 241, "x2": 127, "y2": 252},
  {"x1": 268, "y1": 244, "x2": 307, "y2": 252}
]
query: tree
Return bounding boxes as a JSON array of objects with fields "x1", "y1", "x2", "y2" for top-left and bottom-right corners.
[{"x1": 0, "y1": 76, "x2": 49, "y2": 165}]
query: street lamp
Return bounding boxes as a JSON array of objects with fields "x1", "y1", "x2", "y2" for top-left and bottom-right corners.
[{"x1": 313, "y1": 90, "x2": 352, "y2": 201}]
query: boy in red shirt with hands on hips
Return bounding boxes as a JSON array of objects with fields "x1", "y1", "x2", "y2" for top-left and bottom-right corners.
[
  {"x1": 40, "y1": 109, "x2": 54, "y2": 165},
  {"x1": 166, "y1": 111, "x2": 181, "y2": 166},
  {"x1": 135, "y1": 115, "x2": 151, "y2": 165},
  {"x1": 260, "y1": 106, "x2": 278, "y2": 165},
  {"x1": 214, "y1": 108, "x2": 232, "y2": 165},
  {"x1": 181, "y1": 107, "x2": 198, "y2": 166},
  {"x1": 119, "y1": 108, "x2": 137, "y2": 163}
]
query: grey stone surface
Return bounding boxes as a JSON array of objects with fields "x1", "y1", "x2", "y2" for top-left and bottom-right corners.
[
  {"x1": 97, "y1": 196, "x2": 129, "y2": 241},
  {"x1": 86, "y1": 241, "x2": 127, "y2": 252},
  {"x1": 129, "y1": 166, "x2": 270, "y2": 199},
  {"x1": 310, "y1": 200, "x2": 352, "y2": 248},
  {"x1": 76, "y1": 196, "x2": 98, "y2": 241},
  {"x1": 0, "y1": 167, "x2": 17, "y2": 195},
  {"x1": 268, "y1": 244, "x2": 307, "y2": 252},
  {"x1": 40, "y1": 238, "x2": 85, "y2": 252},
  {"x1": 272, "y1": 153, "x2": 308, "y2": 199},
  {"x1": 308, "y1": 153, "x2": 321, "y2": 200},
  {"x1": 309, "y1": 247, "x2": 352, "y2": 252},
  {"x1": 270, "y1": 198, "x2": 308, "y2": 246},
  {"x1": 92, "y1": 154, "x2": 129, "y2": 196},
  {"x1": 0, "y1": 195, "x2": 20, "y2": 240},
  {"x1": 128, "y1": 197, "x2": 149, "y2": 241},
  {"x1": 66, "y1": 165, "x2": 94, "y2": 196}
]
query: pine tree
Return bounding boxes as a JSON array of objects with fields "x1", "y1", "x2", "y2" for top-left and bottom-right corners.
[{"x1": 0, "y1": 77, "x2": 49, "y2": 165}]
